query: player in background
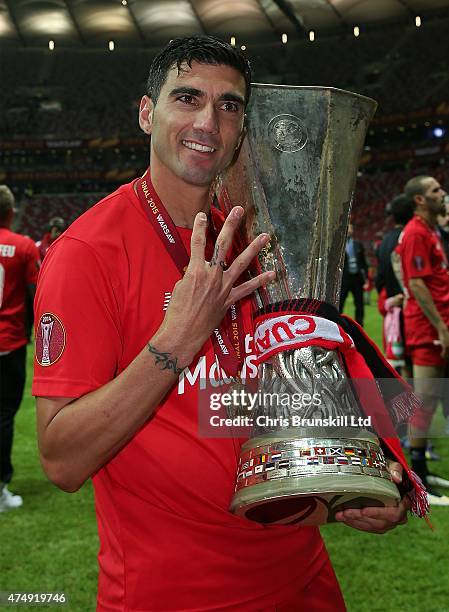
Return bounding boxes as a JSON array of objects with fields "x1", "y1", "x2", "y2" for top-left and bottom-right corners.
[
  {"x1": 0, "y1": 185, "x2": 40, "y2": 511},
  {"x1": 396, "y1": 175, "x2": 449, "y2": 505},
  {"x1": 36, "y1": 216, "x2": 66, "y2": 261}
]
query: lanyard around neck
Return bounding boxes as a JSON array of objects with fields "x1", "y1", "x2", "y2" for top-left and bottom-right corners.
[{"x1": 134, "y1": 170, "x2": 245, "y2": 377}]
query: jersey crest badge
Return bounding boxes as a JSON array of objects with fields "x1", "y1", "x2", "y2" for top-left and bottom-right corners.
[{"x1": 35, "y1": 312, "x2": 66, "y2": 367}]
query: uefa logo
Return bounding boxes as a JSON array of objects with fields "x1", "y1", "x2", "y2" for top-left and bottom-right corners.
[{"x1": 268, "y1": 114, "x2": 308, "y2": 153}]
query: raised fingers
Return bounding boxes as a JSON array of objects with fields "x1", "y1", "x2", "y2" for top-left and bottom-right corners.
[
  {"x1": 209, "y1": 207, "x2": 244, "y2": 269},
  {"x1": 226, "y1": 270, "x2": 276, "y2": 306},
  {"x1": 189, "y1": 212, "x2": 208, "y2": 264},
  {"x1": 224, "y1": 232, "x2": 271, "y2": 286}
]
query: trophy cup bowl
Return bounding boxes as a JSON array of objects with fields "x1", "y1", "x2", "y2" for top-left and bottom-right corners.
[{"x1": 216, "y1": 85, "x2": 401, "y2": 525}]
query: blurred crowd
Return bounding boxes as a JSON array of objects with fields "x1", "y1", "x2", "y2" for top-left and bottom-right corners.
[{"x1": 0, "y1": 18, "x2": 448, "y2": 139}]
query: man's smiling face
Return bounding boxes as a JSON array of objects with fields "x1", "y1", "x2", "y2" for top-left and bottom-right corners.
[{"x1": 145, "y1": 61, "x2": 246, "y2": 187}]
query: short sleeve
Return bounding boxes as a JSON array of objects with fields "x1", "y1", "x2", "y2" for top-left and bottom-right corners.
[
  {"x1": 25, "y1": 239, "x2": 40, "y2": 285},
  {"x1": 400, "y1": 233, "x2": 433, "y2": 279},
  {"x1": 33, "y1": 237, "x2": 122, "y2": 398}
]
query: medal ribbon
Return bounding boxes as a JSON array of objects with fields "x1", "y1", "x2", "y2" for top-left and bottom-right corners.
[{"x1": 134, "y1": 170, "x2": 244, "y2": 377}]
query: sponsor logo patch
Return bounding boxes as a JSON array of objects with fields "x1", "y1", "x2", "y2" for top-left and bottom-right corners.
[{"x1": 35, "y1": 312, "x2": 66, "y2": 366}]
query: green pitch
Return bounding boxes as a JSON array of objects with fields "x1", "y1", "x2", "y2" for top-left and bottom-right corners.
[{"x1": 1, "y1": 295, "x2": 448, "y2": 611}]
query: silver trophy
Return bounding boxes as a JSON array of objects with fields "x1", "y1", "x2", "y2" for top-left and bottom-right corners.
[{"x1": 215, "y1": 85, "x2": 400, "y2": 525}]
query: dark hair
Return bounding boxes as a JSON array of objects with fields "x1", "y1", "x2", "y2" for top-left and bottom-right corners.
[
  {"x1": 147, "y1": 36, "x2": 252, "y2": 107},
  {"x1": 0, "y1": 185, "x2": 14, "y2": 221},
  {"x1": 404, "y1": 175, "x2": 431, "y2": 201},
  {"x1": 386, "y1": 194, "x2": 415, "y2": 225},
  {"x1": 48, "y1": 216, "x2": 65, "y2": 231}
]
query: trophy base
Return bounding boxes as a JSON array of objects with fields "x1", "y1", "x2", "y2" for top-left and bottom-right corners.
[
  {"x1": 231, "y1": 474, "x2": 400, "y2": 525},
  {"x1": 230, "y1": 432, "x2": 400, "y2": 525}
]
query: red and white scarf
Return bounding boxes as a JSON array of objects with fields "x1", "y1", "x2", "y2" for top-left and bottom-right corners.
[{"x1": 253, "y1": 298, "x2": 429, "y2": 518}]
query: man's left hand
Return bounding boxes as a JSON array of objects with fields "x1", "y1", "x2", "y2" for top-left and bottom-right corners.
[{"x1": 334, "y1": 461, "x2": 409, "y2": 533}]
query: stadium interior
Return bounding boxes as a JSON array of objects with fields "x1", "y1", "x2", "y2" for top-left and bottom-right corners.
[{"x1": 2, "y1": 2, "x2": 449, "y2": 608}]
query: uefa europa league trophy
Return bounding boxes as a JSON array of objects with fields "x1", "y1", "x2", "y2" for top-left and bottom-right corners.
[{"x1": 215, "y1": 85, "x2": 401, "y2": 525}]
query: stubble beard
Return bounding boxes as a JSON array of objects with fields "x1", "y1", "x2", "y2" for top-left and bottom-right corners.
[
  {"x1": 422, "y1": 194, "x2": 442, "y2": 216},
  {"x1": 179, "y1": 164, "x2": 217, "y2": 187},
  {"x1": 177, "y1": 149, "x2": 236, "y2": 188}
]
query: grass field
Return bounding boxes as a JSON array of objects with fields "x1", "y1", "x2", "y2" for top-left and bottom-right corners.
[{"x1": 2, "y1": 295, "x2": 449, "y2": 611}]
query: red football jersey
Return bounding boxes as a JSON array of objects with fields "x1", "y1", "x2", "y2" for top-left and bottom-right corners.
[
  {"x1": 0, "y1": 227, "x2": 39, "y2": 352},
  {"x1": 33, "y1": 182, "x2": 332, "y2": 611},
  {"x1": 396, "y1": 215, "x2": 449, "y2": 347},
  {"x1": 36, "y1": 232, "x2": 53, "y2": 261}
]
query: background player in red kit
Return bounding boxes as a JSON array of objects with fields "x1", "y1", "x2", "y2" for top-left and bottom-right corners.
[
  {"x1": 33, "y1": 37, "x2": 409, "y2": 611},
  {"x1": 396, "y1": 175, "x2": 449, "y2": 505},
  {"x1": 36, "y1": 216, "x2": 66, "y2": 261},
  {"x1": 0, "y1": 185, "x2": 40, "y2": 511}
]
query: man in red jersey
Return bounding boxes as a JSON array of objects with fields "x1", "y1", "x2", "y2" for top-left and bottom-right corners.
[
  {"x1": 0, "y1": 185, "x2": 40, "y2": 512},
  {"x1": 396, "y1": 175, "x2": 449, "y2": 505},
  {"x1": 36, "y1": 216, "x2": 66, "y2": 261},
  {"x1": 34, "y1": 37, "x2": 408, "y2": 611}
]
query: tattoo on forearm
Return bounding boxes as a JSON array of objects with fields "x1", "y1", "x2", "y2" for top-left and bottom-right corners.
[{"x1": 147, "y1": 343, "x2": 184, "y2": 375}]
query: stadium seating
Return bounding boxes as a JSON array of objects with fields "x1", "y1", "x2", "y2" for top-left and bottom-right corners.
[
  {"x1": 1, "y1": 18, "x2": 448, "y2": 137},
  {"x1": 1, "y1": 18, "x2": 447, "y2": 251}
]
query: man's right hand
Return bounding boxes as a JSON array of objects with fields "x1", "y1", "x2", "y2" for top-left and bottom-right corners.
[
  {"x1": 155, "y1": 206, "x2": 275, "y2": 365},
  {"x1": 408, "y1": 277, "x2": 449, "y2": 361},
  {"x1": 390, "y1": 293, "x2": 404, "y2": 308},
  {"x1": 435, "y1": 322, "x2": 449, "y2": 359}
]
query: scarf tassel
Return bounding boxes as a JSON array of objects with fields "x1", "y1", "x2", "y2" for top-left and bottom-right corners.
[{"x1": 407, "y1": 470, "x2": 431, "y2": 520}]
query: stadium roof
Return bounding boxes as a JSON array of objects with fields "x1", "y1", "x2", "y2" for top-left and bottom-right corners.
[{"x1": 0, "y1": 0, "x2": 448, "y2": 49}]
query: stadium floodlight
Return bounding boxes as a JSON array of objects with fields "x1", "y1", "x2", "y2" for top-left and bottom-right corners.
[
  {"x1": 122, "y1": 0, "x2": 128, "y2": 5},
  {"x1": 109, "y1": 40, "x2": 115, "y2": 51},
  {"x1": 0, "y1": 14, "x2": 13, "y2": 35},
  {"x1": 433, "y1": 127, "x2": 445, "y2": 138},
  {"x1": 282, "y1": 33, "x2": 287, "y2": 44},
  {"x1": 353, "y1": 26, "x2": 360, "y2": 37},
  {"x1": 241, "y1": 45, "x2": 246, "y2": 51},
  {"x1": 49, "y1": 40, "x2": 55, "y2": 51},
  {"x1": 309, "y1": 30, "x2": 315, "y2": 42},
  {"x1": 415, "y1": 15, "x2": 422, "y2": 27},
  {"x1": 230, "y1": 36, "x2": 236, "y2": 46}
]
